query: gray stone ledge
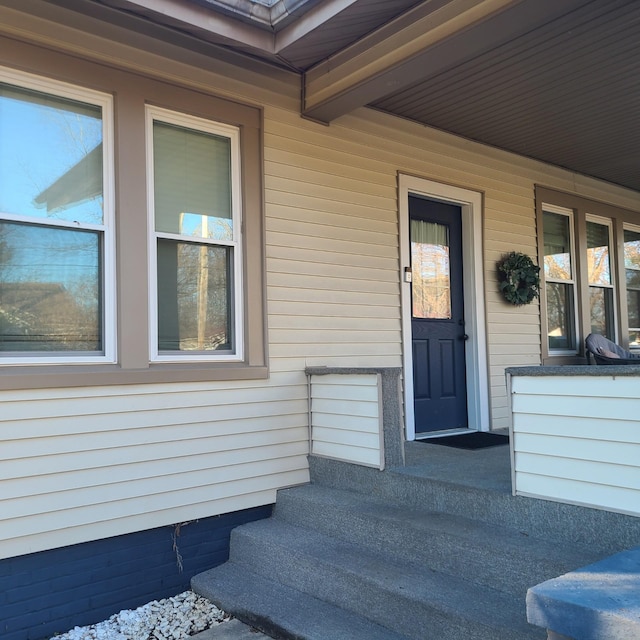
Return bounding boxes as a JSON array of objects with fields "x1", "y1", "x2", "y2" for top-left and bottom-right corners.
[{"x1": 506, "y1": 365, "x2": 640, "y2": 377}]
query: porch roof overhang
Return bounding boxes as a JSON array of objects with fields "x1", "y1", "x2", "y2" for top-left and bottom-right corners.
[{"x1": 43, "y1": 0, "x2": 640, "y2": 193}]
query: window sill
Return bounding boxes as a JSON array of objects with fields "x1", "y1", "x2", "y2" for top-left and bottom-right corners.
[{"x1": 0, "y1": 362, "x2": 269, "y2": 390}]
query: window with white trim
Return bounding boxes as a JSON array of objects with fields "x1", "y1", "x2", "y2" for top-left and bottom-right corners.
[
  {"x1": 537, "y1": 186, "x2": 640, "y2": 363},
  {"x1": 623, "y1": 226, "x2": 640, "y2": 348},
  {"x1": 542, "y1": 206, "x2": 577, "y2": 353},
  {"x1": 586, "y1": 216, "x2": 615, "y2": 340},
  {"x1": 0, "y1": 70, "x2": 114, "y2": 363},
  {"x1": 147, "y1": 107, "x2": 243, "y2": 361}
]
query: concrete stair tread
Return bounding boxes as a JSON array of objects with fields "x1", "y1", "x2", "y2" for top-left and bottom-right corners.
[
  {"x1": 192, "y1": 561, "x2": 412, "y2": 640},
  {"x1": 309, "y1": 455, "x2": 640, "y2": 555},
  {"x1": 230, "y1": 518, "x2": 543, "y2": 639},
  {"x1": 276, "y1": 483, "x2": 598, "y2": 570}
]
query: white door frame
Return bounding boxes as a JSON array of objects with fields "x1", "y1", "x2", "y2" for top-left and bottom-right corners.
[{"x1": 399, "y1": 174, "x2": 490, "y2": 440}]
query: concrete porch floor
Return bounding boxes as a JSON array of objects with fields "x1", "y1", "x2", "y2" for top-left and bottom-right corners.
[{"x1": 402, "y1": 434, "x2": 512, "y2": 494}]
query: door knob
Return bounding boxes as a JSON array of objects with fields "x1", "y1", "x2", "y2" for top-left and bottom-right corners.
[{"x1": 459, "y1": 334, "x2": 469, "y2": 341}]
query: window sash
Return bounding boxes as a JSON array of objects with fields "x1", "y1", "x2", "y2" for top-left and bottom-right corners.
[
  {"x1": 542, "y1": 207, "x2": 578, "y2": 353},
  {"x1": 146, "y1": 106, "x2": 243, "y2": 362},
  {"x1": 586, "y1": 217, "x2": 616, "y2": 342},
  {"x1": 0, "y1": 67, "x2": 115, "y2": 364}
]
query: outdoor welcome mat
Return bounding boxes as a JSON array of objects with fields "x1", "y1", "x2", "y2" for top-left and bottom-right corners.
[{"x1": 420, "y1": 432, "x2": 509, "y2": 450}]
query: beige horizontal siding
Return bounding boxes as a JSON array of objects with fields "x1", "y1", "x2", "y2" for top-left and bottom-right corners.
[
  {"x1": 310, "y1": 374, "x2": 383, "y2": 468},
  {"x1": 510, "y1": 375, "x2": 640, "y2": 516},
  {"x1": 0, "y1": 375, "x2": 310, "y2": 559}
]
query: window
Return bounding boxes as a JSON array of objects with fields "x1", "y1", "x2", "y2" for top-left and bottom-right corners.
[
  {"x1": 586, "y1": 217, "x2": 615, "y2": 340},
  {"x1": 147, "y1": 108, "x2": 243, "y2": 362},
  {"x1": 624, "y1": 227, "x2": 640, "y2": 348},
  {"x1": 0, "y1": 42, "x2": 266, "y2": 388},
  {"x1": 0, "y1": 70, "x2": 114, "y2": 363},
  {"x1": 537, "y1": 186, "x2": 639, "y2": 362},
  {"x1": 542, "y1": 207, "x2": 577, "y2": 352}
]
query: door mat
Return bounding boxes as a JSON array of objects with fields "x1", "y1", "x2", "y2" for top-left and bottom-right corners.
[{"x1": 419, "y1": 432, "x2": 509, "y2": 450}]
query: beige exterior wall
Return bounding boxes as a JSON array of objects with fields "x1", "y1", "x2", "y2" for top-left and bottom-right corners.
[
  {"x1": 1, "y1": 3, "x2": 640, "y2": 558},
  {"x1": 509, "y1": 374, "x2": 640, "y2": 517}
]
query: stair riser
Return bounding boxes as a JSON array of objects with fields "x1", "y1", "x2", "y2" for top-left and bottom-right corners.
[
  {"x1": 228, "y1": 527, "x2": 542, "y2": 640},
  {"x1": 309, "y1": 456, "x2": 640, "y2": 555},
  {"x1": 273, "y1": 490, "x2": 590, "y2": 596}
]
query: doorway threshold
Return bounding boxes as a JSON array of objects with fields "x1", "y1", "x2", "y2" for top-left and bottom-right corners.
[{"x1": 414, "y1": 428, "x2": 477, "y2": 440}]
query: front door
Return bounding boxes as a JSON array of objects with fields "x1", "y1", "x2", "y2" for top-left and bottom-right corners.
[{"x1": 410, "y1": 195, "x2": 468, "y2": 434}]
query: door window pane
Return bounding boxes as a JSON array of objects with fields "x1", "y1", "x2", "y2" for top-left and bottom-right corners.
[{"x1": 411, "y1": 220, "x2": 451, "y2": 319}]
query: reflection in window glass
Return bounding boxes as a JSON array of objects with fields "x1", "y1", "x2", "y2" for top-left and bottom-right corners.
[
  {"x1": 411, "y1": 220, "x2": 451, "y2": 319},
  {"x1": 151, "y1": 111, "x2": 238, "y2": 355},
  {"x1": 587, "y1": 220, "x2": 614, "y2": 339},
  {"x1": 587, "y1": 222, "x2": 611, "y2": 286},
  {"x1": 546, "y1": 282, "x2": 575, "y2": 350},
  {"x1": 0, "y1": 221, "x2": 101, "y2": 352},
  {"x1": 157, "y1": 240, "x2": 231, "y2": 352},
  {"x1": 0, "y1": 80, "x2": 106, "y2": 357},
  {"x1": 543, "y1": 210, "x2": 576, "y2": 351},
  {"x1": 543, "y1": 211, "x2": 572, "y2": 280},
  {"x1": 624, "y1": 229, "x2": 640, "y2": 347},
  {"x1": 0, "y1": 83, "x2": 103, "y2": 225}
]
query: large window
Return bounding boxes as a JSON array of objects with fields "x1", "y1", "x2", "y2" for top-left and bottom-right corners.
[
  {"x1": 537, "y1": 187, "x2": 639, "y2": 362},
  {"x1": 147, "y1": 108, "x2": 243, "y2": 361},
  {"x1": 0, "y1": 45, "x2": 266, "y2": 388},
  {"x1": 0, "y1": 70, "x2": 114, "y2": 363}
]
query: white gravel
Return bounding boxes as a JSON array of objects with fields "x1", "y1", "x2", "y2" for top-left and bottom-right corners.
[{"x1": 50, "y1": 590, "x2": 230, "y2": 640}]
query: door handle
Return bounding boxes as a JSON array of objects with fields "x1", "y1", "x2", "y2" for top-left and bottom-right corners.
[{"x1": 459, "y1": 334, "x2": 469, "y2": 341}]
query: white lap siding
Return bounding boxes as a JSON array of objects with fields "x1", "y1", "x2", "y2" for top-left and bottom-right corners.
[
  {"x1": 309, "y1": 373, "x2": 383, "y2": 469},
  {"x1": 510, "y1": 375, "x2": 640, "y2": 516}
]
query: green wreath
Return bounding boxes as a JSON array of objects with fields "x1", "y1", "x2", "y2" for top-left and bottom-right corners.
[{"x1": 497, "y1": 251, "x2": 540, "y2": 306}]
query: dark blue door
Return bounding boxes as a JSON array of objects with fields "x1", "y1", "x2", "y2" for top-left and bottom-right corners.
[{"x1": 410, "y1": 195, "x2": 468, "y2": 433}]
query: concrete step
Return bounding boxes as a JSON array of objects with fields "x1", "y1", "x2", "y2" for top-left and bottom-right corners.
[
  {"x1": 224, "y1": 518, "x2": 545, "y2": 640},
  {"x1": 192, "y1": 562, "x2": 412, "y2": 640},
  {"x1": 309, "y1": 454, "x2": 640, "y2": 556},
  {"x1": 273, "y1": 483, "x2": 601, "y2": 597}
]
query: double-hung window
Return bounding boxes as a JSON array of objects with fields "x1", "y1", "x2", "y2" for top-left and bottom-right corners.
[
  {"x1": 147, "y1": 107, "x2": 243, "y2": 361},
  {"x1": 624, "y1": 226, "x2": 640, "y2": 348},
  {"x1": 542, "y1": 206, "x2": 577, "y2": 352},
  {"x1": 0, "y1": 69, "x2": 114, "y2": 363},
  {"x1": 586, "y1": 217, "x2": 615, "y2": 339}
]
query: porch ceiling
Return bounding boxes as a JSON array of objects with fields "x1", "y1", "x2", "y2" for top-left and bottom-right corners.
[{"x1": 52, "y1": 0, "x2": 640, "y2": 193}]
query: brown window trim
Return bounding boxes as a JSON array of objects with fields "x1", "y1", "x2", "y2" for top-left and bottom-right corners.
[{"x1": 0, "y1": 38, "x2": 267, "y2": 390}]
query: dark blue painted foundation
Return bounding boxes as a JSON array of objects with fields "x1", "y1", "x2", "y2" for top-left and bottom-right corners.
[{"x1": 0, "y1": 505, "x2": 272, "y2": 640}]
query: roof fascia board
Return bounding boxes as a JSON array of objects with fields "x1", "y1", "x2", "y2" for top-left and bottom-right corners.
[
  {"x1": 274, "y1": 0, "x2": 359, "y2": 51},
  {"x1": 98, "y1": 0, "x2": 277, "y2": 51},
  {"x1": 0, "y1": 0, "x2": 296, "y2": 82},
  {"x1": 302, "y1": 0, "x2": 589, "y2": 123}
]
